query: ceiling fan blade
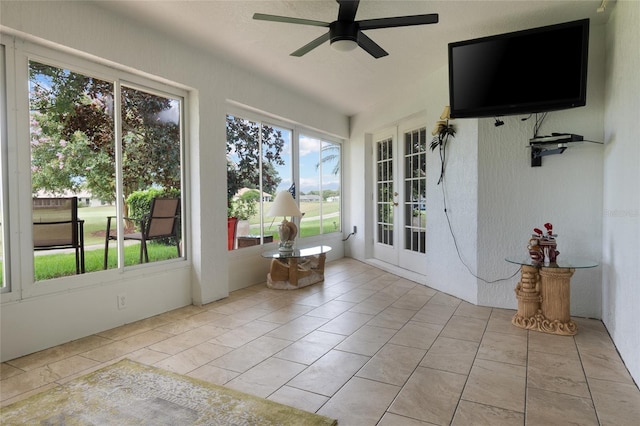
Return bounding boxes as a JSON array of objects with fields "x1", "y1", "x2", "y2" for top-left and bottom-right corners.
[
  {"x1": 357, "y1": 31, "x2": 388, "y2": 58},
  {"x1": 291, "y1": 32, "x2": 331, "y2": 57},
  {"x1": 253, "y1": 13, "x2": 329, "y2": 27},
  {"x1": 358, "y1": 13, "x2": 439, "y2": 30},
  {"x1": 337, "y1": 0, "x2": 360, "y2": 22}
]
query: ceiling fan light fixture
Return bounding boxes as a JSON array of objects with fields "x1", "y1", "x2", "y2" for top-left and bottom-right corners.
[{"x1": 331, "y1": 39, "x2": 358, "y2": 52}]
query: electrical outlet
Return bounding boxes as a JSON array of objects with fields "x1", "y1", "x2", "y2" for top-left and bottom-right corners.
[
  {"x1": 117, "y1": 293, "x2": 127, "y2": 310},
  {"x1": 353, "y1": 226, "x2": 357, "y2": 234}
]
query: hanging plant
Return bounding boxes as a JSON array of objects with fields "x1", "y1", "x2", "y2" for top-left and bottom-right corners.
[{"x1": 429, "y1": 106, "x2": 455, "y2": 185}]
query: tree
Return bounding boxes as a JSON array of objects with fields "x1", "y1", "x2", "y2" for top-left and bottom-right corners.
[
  {"x1": 29, "y1": 62, "x2": 181, "y2": 206},
  {"x1": 226, "y1": 115, "x2": 285, "y2": 209},
  {"x1": 316, "y1": 142, "x2": 340, "y2": 175}
]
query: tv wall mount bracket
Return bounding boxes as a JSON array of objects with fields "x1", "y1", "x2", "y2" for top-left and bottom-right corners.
[{"x1": 529, "y1": 133, "x2": 584, "y2": 167}]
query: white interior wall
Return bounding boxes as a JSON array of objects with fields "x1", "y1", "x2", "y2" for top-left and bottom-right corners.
[
  {"x1": 602, "y1": 0, "x2": 640, "y2": 385},
  {"x1": 0, "y1": 1, "x2": 348, "y2": 362}
]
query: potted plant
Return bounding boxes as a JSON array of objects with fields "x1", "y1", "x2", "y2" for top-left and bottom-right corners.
[{"x1": 429, "y1": 106, "x2": 455, "y2": 185}]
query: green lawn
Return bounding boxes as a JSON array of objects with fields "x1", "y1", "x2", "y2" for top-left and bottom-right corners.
[{"x1": 0, "y1": 201, "x2": 341, "y2": 284}]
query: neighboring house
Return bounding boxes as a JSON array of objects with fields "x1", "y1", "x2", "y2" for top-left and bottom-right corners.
[
  {"x1": 234, "y1": 188, "x2": 272, "y2": 202},
  {"x1": 33, "y1": 190, "x2": 94, "y2": 207},
  {"x1": 299, "y1": 194, "x2": 321, "y2": 202}
]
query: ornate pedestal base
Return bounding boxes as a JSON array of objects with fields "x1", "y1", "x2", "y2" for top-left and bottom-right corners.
[
  {"x1": 512, "y1": 265, "x2": 577, "y2": 335},
  {"x1": 267, "y1": 253, "x2": 326, "y2": 290}
]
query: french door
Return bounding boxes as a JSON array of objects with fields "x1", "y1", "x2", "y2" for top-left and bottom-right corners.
[{"x1": 373, "y1": 121, "x2": 427, "y2": 274}]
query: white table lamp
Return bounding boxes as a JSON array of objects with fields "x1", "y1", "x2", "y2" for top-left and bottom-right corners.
[{"x1": 268, "y1": 190, "x2": 302, "y2": 253}]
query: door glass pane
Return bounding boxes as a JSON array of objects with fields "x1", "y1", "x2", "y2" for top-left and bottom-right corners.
[
  {"x1": 403, "y1": 128, "x2": 427, "y2": 253},
  {"x1": 29, "y1": 62, "x2": 115, "y2": 280},
  {"x1": 376, "y1": 138, "x2": 394, "y2": 246}
]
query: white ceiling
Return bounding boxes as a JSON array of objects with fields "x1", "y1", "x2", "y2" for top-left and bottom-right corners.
[{"x1": 96, "y1": 0, "x2": 610, "y2": 116}]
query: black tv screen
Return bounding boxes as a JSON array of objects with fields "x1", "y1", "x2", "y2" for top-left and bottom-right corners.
[{"x1": 448, "y1": 19, "x2": 589, "y2": 118}]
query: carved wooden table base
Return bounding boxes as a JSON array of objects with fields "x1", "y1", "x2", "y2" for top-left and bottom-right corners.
[{"x1": 512, "y1": 265, "x2": 577, "y2": 335}]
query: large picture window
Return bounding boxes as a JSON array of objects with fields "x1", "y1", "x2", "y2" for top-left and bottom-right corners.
[
  {"x1": 226, "y1": 113, "x2": 341, "y2": 250},
  {"x1": 299, "y1": 135, "x2": 341, "y2": 237},
  {"x1": 29, "y1": 61, "x2": 184, "y2": 280}
]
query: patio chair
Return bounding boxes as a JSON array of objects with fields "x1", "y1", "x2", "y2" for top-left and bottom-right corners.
[
  {"x1": 103, "y1": 197, "x2": 181, "y2": 269},
  {"x1": 33, "y1": 197, "x2": 85, "y2": 274}
]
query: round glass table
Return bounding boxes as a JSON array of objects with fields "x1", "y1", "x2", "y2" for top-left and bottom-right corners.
[
  {"x1": 261, "y1": 245, "x2": 331, "y2": 290},
  {"x1": 505, "y1": 256, "x2": 598, "y2": 335}
]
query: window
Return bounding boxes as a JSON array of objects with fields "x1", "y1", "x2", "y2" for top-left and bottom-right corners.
[
  {"x1": 29, "y1": 61, "x2": 184, "y2": 280},
  {"x1": 299, "y1": 135, "x2": 341, "y2": 237},
  {"x1": 226, "y1": 114, "x2": 292, "y2": 249},
  {"x1": 226, "y1": 112, "x2": 341, "y2": 250}
]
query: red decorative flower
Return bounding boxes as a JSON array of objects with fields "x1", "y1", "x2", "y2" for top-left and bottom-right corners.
[{"x1": 533, "y1": 228, "x2": 543, "y2": 235}]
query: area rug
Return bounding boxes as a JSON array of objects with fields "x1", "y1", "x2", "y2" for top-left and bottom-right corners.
[{"x1": 1, "y1": 358, "x2": 337, "y2": 425}]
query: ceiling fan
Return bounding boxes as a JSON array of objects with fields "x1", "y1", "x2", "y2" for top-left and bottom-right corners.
[{"x1": 253, "y1": 0, "x2": 439, "y2": 58}]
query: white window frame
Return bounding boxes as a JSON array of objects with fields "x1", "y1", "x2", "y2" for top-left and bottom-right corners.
[
  {"x1": 0, "y1": 34, "x2": 190, "y2": 301},
  {"x1": 226, "y1": 104, "x2": 343, "y2": 255}
]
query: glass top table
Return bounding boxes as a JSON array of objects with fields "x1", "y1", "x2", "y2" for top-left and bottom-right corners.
[
  {"x1": 505, "y1": 256, "x2": 598, "y2": 269},
  {"x1": 261, "y1": 245, "x2": 332, "y2": 260},
  {"x1": 506, "y1": 255, "x2": 598, "y2": 336},
  {"x1": 261, "y1": 245, "x2": 332, "y2": 290}
]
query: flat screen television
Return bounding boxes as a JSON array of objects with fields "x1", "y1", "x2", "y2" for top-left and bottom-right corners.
[{"x1": 448, "y1": 19, "x2": 589, "y2": 119}]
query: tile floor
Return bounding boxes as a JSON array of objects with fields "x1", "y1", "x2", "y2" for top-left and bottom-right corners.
[{"x1": 1, "y1": 258, "x2": 639, "y2": 425}]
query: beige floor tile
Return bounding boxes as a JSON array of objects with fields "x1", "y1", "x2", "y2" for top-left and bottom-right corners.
[
  {"x1": 334, "y1": 325, "x2": 397, "y2": 356},
  {"x1": 427, "y1": 292, "x2": 462, "y2": 307},
  {"x1": 528, "y1": 330, "x2": 579, "y2": 356},
  {"x1": 265, "y1": 314, "x2": 330, "y2": 341},
  {"x1": 225, "y1": 357, "x2": 306, "y2": 398},
  {"x1": 208, "y1": 336, "x2": 292, "y2": 373},
  {"x1": 579, "y1": 350, "x2": 635, "y2": 384},
  {"x1": 452, "y1": 400, "x2": 524, "y2": 426},
  {"x1": 412, "y1": 303, "x2": 457, "y2": 325},
  {"x1": 0, "y1": 366, "x2": 59, "y2": 402},
  {"x1": 274, "y1": 331, "x2": 343, "y2": 365},
  {"x1": 356, "y1": 343, "x2": 426, "y2": 386},
  {"x1": 208, "y1": 320, "x2": 279, "y2": 349},
  {"x1": 391, "y1": 292, "x2": 432, "y2": 311},
  {"x1": 286, "y1": 350, "x2": 369, "y2": 396},
  {"x1": 455, "y1": 301, "x2": 493, "y2": 320},
  {"x1": 526, "y1": 387, "x2": 598, "y2": 426},
  {"x1": 477, "y1": 331, "x2": 527, "y2": 366},
  {"x1": 318, "y1": 311, "x2": 374, "y2": 335},
  {"x1": 420, "y1": 336, "x2": 479, "y2": 375},
  {"x1": 149, "y1": 324, "x2": 229, "y2": 354},
  {"x1": 2, "y1": 259, "x2": 639, "y2": 426},
  {"x1": 348, "y1": 293, "x2": 397, "y2": 315},
  {"x1": 187, "y1": 364, "x2": 239, "y2": 385},
  {"x1": 267, "y1": 385, "x2": 330, "y2": 414},
  {"x1": 6, "y1": 335, "x2": 110, "y2": 371},
  {"x1": 462, "y1": 358, "x2": 526, "y2": 412},
  {"x1": 378, "y1": 413, "x2": 438, "y2": 425},
  {"x1": 318, "y1": 377, "x2": 400, "y2": 425},
  {"x1": 154, "y1": 342, "x2": 233, "y2": 374},
  {"x1": 588, "y1": 377, "x2": 640, "y2": 426},
  {"x1": 440, "y1": 315, "x2": 488, "y2": 342},
  {"x1": 334, "y1": 288, "x2": 378, "y2": 303},
  {"x1": 257, "y1": 304, "x2": 314, "y2": 324},
  {"x1": 485, "y1": 309, "x2": 526, "y2": 336},
  {"x1": 527, "y1": 350, "x2": 590, "y2": 398},
  {"x1": 388, "y1": 366, "x2": 466, "y2": 425},
  {"x1": 388, "y1": 321, "x2": 442, "y2": 350},
  {"x1": 0, "y1": 363, "x2": 23, "y2": 380},
  {"x1": 367, "y1": 306, "x2": 417, "y2": 330},
  {"x1": 305, "y1": 300, "x2": 357, "y2": 319},
  {"x1": 81, "y1": 330, "x2": 173, "y2": 363}
]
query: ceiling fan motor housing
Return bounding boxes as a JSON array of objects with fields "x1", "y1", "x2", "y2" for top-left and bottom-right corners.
[{"x1": 330, "y1": 20, "x2": 358, "y2": 44}]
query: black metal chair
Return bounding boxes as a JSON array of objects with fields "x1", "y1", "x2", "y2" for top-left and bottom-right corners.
[
  {"x1": 104, "y1": 197, "x2": 181, "y2": 269},
  {"x1": 33, "y1": 197, "x2": 85, "y2": 274}
]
